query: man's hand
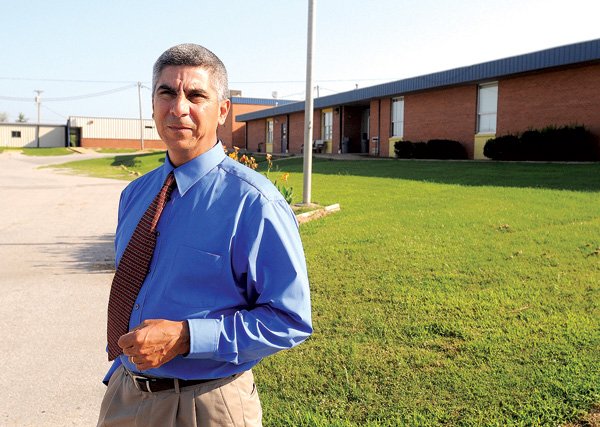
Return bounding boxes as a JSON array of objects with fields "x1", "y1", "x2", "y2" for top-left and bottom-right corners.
[{"x1": 118, "y1": 319, "x2": 190, "y2": 371}]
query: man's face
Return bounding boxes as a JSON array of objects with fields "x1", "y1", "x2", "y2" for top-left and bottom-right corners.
[{"x1": 152, "y1": 65, "x2": 230, "y2": 166}]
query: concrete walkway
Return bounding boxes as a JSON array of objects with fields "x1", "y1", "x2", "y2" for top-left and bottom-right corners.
[{"x1": 0, "y1": 151, "x2": 128, "y2": 426}]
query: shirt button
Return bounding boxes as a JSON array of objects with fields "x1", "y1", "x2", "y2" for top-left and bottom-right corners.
[
  {"x1": 134, "y1": 304, "x2": 140, "y2": 310},
  {"x1": 156, "y1": 231, "x2": 160, "y2": 237}
]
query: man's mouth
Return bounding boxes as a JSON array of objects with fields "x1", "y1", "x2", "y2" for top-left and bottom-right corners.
[{"x1": 168, "y1": 124, "x2": 193, "y2": 131}]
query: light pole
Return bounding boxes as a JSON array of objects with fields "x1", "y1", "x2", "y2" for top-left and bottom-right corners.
[
  {"x1": 302, "y1": 0, "x2": 316, "y2": 205},
  {"x1": 137, "y1": 82, "x2": 144, "y2": 151},
  {"x1": 34, "y1": 90, "x2": 43, "y2": 147}
]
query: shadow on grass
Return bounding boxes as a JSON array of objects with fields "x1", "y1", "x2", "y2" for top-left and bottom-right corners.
[
  {"x1": 111, "y1": 152, "x2": 165, "y2": 168},
  {"x1": 276, "y1": 157, "x2": 600, "y2": 192}
]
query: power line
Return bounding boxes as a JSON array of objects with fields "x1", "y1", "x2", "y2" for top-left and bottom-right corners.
[
  {"x1": 0, "y1": 84, "x2": 137, "y2": 103},
  {"x1": 44, "y1": 84, "x2": 137, "y2": 101},
  {"x1": 0, "y1": 76, "x2": 145, "y2": 84}
]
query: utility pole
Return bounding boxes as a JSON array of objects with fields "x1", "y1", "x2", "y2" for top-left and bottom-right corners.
[
  {"x1": 137, "y1": 82, "x2": 144, "y2": 150},
  {"x1": 34, "y1": 90, "x2": 43, "y2": 147},
  {"x1": 302, "y1": 0, "x2": 316, "y2": 205}
]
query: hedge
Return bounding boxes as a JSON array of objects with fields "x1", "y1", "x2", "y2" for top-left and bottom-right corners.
[
  {"x1": 484, "y1": 125, "x2": 599, "y2": 161},
  {"x1": 394, "y1": 139, "x2": 467, "y2": 160}
]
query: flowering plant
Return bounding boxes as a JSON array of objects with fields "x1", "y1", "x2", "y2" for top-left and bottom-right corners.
[{"x1": 224, "y1": 148, "x2": 293, "y2": 204}]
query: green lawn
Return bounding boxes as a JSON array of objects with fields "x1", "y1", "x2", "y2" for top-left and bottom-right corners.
[
  {"x1": 0, "y1": 147, "x2": 74, "y2": 156},
  {"x1": 54, "y1": 155, "x2": 600, "y2": 426}
]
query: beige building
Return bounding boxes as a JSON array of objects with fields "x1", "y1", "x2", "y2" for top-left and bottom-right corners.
[
  {"x1": 68, "y1": 116, "x2": 164, "y2": 149},
  {"x1": 0, "y1": 123, "x2": 67, "y2": 148}
]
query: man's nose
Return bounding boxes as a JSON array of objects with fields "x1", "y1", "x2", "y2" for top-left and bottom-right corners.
[{"x1": 170, "y1": 93, "x2": 189, "y2": 116}]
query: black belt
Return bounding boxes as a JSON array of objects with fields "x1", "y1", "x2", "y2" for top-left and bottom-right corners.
[{"x1": 125, "y1": 370, "x2": 221, "y2": 393}]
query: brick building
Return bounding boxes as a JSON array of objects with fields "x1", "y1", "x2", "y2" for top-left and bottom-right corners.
[
  {"x1": 237, "y1": 38, "x2": 600, "y2": 159},
  {"x1": 219, "y1": 97, "x2": 296, "y2": 150}
]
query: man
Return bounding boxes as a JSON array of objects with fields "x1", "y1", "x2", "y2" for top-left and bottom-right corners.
[{"x1": 97, "y1": 44, "x2": 312, "y2": 427}]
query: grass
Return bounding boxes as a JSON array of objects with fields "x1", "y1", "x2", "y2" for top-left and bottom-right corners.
[
  {"x1": 50, "y1": 151, "x2": 167, "y2": 179},
  {"x1": 95, "y1": 148, "x2": 143, "y2": 154},
  {"x1": 54, "y1": 154, "x2": 600, "y2": 426},
  {"x1": 0, "y1": 147, "x2": 74, "y2": 156}
]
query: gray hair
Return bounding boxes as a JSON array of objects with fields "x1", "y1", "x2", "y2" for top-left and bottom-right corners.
[{"x1": 152, "y1": 43, "x2": 229, "y2": 101}]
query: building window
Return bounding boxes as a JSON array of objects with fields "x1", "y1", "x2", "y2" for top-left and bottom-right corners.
[
  {"x1": 391, "y1": 97, "x2": 404, "y2": 137},
  {"x1": 11, "y1": 131, "x2": 21, "y2": 138},
  {"x1": 322, "y1": 110, "x2": 333, "y2": 140},
  {"x1": 477, "y1": 83, "x2": 498, "y2": 134},
  {"x1": 266, "y1": 119, "x2": 274, "y2": 145}
]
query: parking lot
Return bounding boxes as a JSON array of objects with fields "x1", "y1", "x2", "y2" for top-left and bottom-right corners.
[{"x1": 0, "y1": 151, "x2": 128, "y2": 426}]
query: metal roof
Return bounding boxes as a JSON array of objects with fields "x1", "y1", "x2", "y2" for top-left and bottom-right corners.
[
  {"x1": 230, "y1": 97, "x2": 297, "y2": 106},
  {"x1": 237, "y1": 38, "x2": 600, "y2": 122}
]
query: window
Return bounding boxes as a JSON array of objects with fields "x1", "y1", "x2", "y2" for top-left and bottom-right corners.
[
  {"x1": 391, "y1": 97, "x2": 404, "y2": 137},
  {"x1": 11, "y1": 131, "x2": 21, "y2": 138},
  {"x1": 322, "y1": 110, "x2": 333, "y2": 140},
  {"x1": 477, "y1": 83, "x2": 498, "y2": 133},
  {"x1": 266, "y1": 119, "x2": 274, "y2": 145}
]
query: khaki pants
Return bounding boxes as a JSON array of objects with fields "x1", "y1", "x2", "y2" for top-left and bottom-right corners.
[{"x1": 97, "y1": 366, "x2": 262, "y2": 427}]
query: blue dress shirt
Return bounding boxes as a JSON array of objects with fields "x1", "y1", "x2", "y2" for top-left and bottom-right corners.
[{"x1": 103, "y1": 142, "x2": 312, "y2": 383}]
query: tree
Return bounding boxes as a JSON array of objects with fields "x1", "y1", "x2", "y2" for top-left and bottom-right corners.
[
  {"x1": 16, "y1": 112, "x2": 28, "y2": 123},
  {"x1": 0, "y1": 112, "x2": 7, "y2": 122}
]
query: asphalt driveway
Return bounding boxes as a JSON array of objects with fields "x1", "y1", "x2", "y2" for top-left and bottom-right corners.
[{"x1": 0, "y1": 151, "x2": 129, "y2": 426}]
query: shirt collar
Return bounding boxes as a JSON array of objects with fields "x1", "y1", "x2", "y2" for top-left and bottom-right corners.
[{"x1": 162, "y1": 141, "x2": 226, "y2": 197}]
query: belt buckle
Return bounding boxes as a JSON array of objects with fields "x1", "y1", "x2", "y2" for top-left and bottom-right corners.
[{"x1": 130, "y1": 373, "x2": 153, "y2": 393}]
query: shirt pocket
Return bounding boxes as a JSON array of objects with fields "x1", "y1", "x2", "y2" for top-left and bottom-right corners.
[{"x1": 164, "y1": 245, "x2": 224, "y2": 308}]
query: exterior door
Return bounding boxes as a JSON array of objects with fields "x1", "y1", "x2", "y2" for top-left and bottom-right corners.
[{"x1": 281, "y1": 122, "x2": 287, "y2": 153}]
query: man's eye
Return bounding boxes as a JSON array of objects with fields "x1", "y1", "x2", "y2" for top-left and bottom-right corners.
[{"x1": 157, "y1": 88, "x2": 176, "y2": 96}]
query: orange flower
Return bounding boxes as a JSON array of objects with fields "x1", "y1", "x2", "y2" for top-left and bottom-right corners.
[{"x1": 281, "y1": 172, "x2": 290, "y2": 183}]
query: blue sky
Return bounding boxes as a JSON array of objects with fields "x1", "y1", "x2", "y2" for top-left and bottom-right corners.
[{"x1": 1, "y1": 0, "x2": 599, "y2": 123}]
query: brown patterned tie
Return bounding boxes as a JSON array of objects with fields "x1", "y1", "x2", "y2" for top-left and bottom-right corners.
[{"x1": 106, "y1": 172, "x2": 177, "y2": 361}]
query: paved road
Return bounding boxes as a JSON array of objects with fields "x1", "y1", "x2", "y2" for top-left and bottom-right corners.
[{"x1": 0, "y1": 151, "x2": 129, "y2": 426}]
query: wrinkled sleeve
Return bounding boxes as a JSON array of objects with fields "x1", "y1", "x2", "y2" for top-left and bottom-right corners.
[{"x1": 185, "y1": 199, "x2": 313, "y2": 363}]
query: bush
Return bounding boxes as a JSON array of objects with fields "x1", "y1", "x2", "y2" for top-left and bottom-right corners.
[
  {"x1": 427, "y1": 139, "x2": 468, "y2": 159},
  {"x1": 484, "y1": 134, "x2": 520, "y2": 160},
  {"x1": 394, "y1": 139, "x2": 467, "y2": 159},
  {"x1": 413, "y1": 142, "x2": 429, "y2": 159},
  {"x1": 394, "y1": 140, "x2": 414, "y2": 158},
  {"x1": 484, "y1": 125, "x2": 599, "y2": 162}
]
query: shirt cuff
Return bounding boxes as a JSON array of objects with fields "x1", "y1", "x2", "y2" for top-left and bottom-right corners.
[{"x1": 185, "y1": 318, "x2": 220, "y2": 359}]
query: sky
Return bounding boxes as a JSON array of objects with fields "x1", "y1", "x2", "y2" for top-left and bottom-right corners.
[{"x1": 1, "y1": 0, "x2": 599, "y2": 124}]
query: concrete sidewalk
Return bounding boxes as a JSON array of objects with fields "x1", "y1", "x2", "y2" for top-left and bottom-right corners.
[{"x1": 0, "y1": 151, "x2": 129, "y2": 426}]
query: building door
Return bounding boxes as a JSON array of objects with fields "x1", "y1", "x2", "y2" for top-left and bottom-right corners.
[
  {"x1": 281, "y1": 122, "x2": 287, "y2": 153},
  {"x1": 361, "y1": 109, "x2": 370, "y2": 153},
  {"x1": 69, "y1": 127, "x2": 81, "y2": 147}
]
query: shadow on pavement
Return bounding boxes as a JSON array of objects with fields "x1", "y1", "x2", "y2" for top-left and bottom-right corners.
[{"x1": 35, "y1": 233, "x2": 116, "y2": 274}]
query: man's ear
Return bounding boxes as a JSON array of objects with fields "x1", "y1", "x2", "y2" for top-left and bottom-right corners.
[{"x1": 218, "y1": 99, "x2": 231, "y2": 126}]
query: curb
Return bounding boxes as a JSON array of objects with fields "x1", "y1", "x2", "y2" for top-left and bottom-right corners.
[{"x1": 296, "y1": 203, "x2": 341, "y2": 224}]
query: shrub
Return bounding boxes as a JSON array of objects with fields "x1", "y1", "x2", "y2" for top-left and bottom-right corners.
[
  {"x1": 484, "y1": 134, "x2": 520, "y2": 160},
  {"x1": 394, "y1": 139, "x2": 467, "y2": 159},
  {"x1": 484, "y1": 125, "x2": 599, "y2": 161},
  {"x1": 394, "y1": 140, "x2": 414, "y2": 158},
  {"x1": 427, "y1": 139, "x2": 468, "y2": 160}
]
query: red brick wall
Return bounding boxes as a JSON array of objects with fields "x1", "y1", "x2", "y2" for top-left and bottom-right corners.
[
  {"x1": 368, "y1": 99, "x2": 391, "y2": 156},
  {"x1": 219, "y1": 103, "x2": 278, "y2": 150},
  {"x1": 289, "y1": 112, "x2": 305, "y2": 154},
  {"x1": 498, "y1": 63, "x2": 600, "y2": 137},
  {"x1": 404, "y1": 85, "x2": 478, "y2": 158},
  {"x1": 246, "y1": 120, "x2": 265, "y2": 152},
  {"x1": 369, "y1": 100, "x2": 379, "y2": 155},
  {"x1": 81, "y1": 138, "x2": 166, "y2": 150},
  {"x1": 379, "y1": 99, "x2": 391, "y2": 156}
]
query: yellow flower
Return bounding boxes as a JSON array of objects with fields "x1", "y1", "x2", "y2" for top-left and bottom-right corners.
[{"x1": 281, "y1": 173, "x2": 290, "y2": 183}]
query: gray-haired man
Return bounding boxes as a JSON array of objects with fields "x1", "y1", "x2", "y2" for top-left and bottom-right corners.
[{"x1": 97, "y1": 43, "x2": 312, "y2": 427}]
